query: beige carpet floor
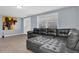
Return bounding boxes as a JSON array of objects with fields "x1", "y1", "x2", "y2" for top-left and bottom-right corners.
[{"x1": 0, "y1": 34, "x2": 32, "y2": 53}]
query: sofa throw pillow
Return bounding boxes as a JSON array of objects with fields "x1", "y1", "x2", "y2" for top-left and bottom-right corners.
[{"x1": 67, "y1": 29, "x2": 79, "y2": 49}]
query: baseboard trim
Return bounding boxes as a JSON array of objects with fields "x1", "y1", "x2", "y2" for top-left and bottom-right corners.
[{"x1": 0, "y1": 33, "x2": 26, "y2": 38}]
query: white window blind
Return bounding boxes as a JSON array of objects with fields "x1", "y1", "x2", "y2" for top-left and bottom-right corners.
[{"x1": 37, "y1": 13, "x2": 58, "y2": 29}]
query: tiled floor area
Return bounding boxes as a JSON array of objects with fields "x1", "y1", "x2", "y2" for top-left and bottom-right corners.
[{"x1": 0, "y1": 34, "x2": 32, "y2": 53}]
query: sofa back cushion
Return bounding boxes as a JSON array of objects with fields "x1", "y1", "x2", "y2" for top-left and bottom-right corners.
[
  {"x1": 57, "y1": 29, "x2": 70, "y2": 37},
  {"x1": 47, "y1": 28, "x2": 57, "y2": 36},
  {"x1": 33, "y1": 28, "x2": 40, "y2": 34},
  {"x1": 39, "y1": 28, "x2": 47, "y2": 35},
  {"x1": 67, "y1": 29, "x2": 79, "y2": 49}
]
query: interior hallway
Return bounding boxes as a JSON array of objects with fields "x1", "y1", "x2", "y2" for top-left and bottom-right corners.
[{"x1": 0, "y1": 34, "x2": 32, "y2": 53}]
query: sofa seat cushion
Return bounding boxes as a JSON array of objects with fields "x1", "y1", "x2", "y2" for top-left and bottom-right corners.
[
  {"x1": 28, "y1": 36, "x2": 51, "y2": 46},
  {"x1": 39, "y1": 38, "x2": 66, "y2": 53},
  {"x1": 27, "y1": 36, "x2": 53, "y2": 52}
]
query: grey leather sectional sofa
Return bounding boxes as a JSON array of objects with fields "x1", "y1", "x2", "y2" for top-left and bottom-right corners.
[{"x1": 27, "y1": 28, "x2": 79, "y2": 53}]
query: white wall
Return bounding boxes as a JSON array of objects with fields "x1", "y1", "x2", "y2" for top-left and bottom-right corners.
[
  {"x1": 58, "y1": 7, "x2": 77, "y2": 29},
  {"x1": 76, "y1": 7, "x2": 79, "y2": 29}
]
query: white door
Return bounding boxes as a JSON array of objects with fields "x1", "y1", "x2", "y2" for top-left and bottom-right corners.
[{"x1": 24, "y1": 17, "x2": 31, "y2": 34}]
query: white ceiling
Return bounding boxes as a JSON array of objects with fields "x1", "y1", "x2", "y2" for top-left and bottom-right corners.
[{"x1": 0, "y1": 6, "x2": 68, "y2": 17}]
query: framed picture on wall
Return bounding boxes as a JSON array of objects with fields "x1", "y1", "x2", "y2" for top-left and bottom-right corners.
[{"x1": 2, "y1": 16, "x2": 17, "y2": 30}]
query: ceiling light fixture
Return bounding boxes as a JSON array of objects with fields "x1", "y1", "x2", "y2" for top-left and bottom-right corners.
[{"x1": 17, "y1": 6, "x2": 23, "y2": 9}]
